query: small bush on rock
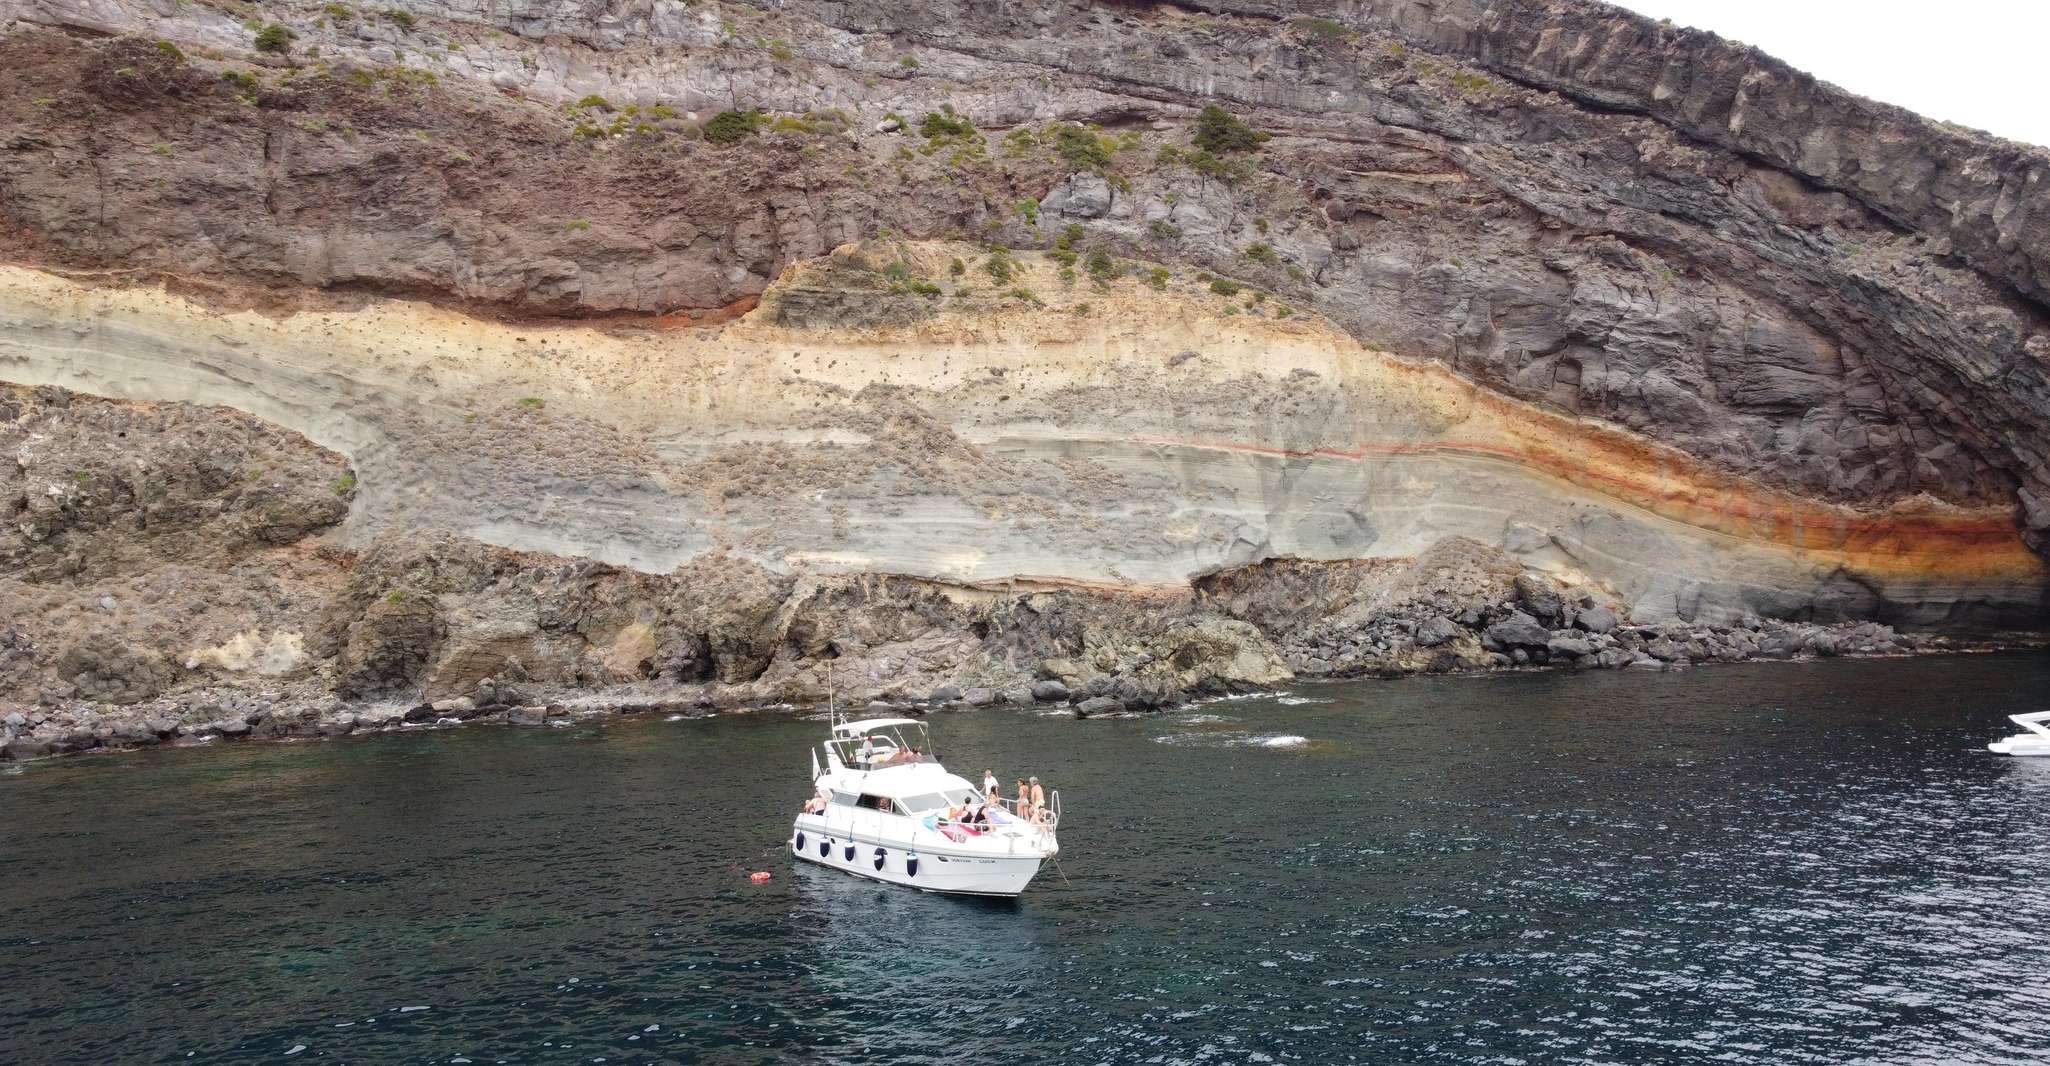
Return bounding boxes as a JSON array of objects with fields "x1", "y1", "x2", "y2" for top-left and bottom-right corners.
[
  {"x1": 1192, "y1": 103, "x2": 1268, "y2": 155},
  {"x1": 703, "y1": 109, "x2": 765, "y2": 144},
  {"x1": 1053, "y1": 124, "x2": 1112, "y2": 173},
  {"x1": 253, "y1": 23, "x2": 295, "y2": 54}
]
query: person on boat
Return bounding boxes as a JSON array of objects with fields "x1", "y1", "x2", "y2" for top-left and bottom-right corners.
[
  {"x1": 1014, "y1": 778, "x2": 1029, "y2": 812},
  {"x1": 1029, "y1": 776, "x2": 1047, "y2": 820},
  {"x1": 983, "y1": 769, "x2": 1000, "y2": 800},
  {"x1": 858, "y1": 735, "x2": 876, "y2": 766}
]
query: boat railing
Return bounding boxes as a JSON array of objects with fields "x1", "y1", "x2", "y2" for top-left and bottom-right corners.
[
  {"x1": 944, "y1": 792, "x2": 1060, "y2": 832},
  {"x1": 823, "y1": 735, "x2": 941, "y2": 771}
]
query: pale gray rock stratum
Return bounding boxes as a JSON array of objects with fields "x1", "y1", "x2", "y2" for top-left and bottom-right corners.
[{"x1": 0, "y1": 0, "x2": 2047, "y2": 759}]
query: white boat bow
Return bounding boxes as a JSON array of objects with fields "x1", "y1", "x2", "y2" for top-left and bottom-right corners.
[{"x1": 1989, "y1": 710, "x2": 2050, "y2": 757}]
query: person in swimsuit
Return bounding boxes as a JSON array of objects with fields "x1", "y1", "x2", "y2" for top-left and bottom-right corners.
[{"x1": 1029, "y1": 776, "x2": 1047, "y2": 821}]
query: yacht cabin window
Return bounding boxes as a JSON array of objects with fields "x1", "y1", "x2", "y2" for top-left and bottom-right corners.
[{"x1": 855, "y1": 794, "x2": 903, "y2": 815}]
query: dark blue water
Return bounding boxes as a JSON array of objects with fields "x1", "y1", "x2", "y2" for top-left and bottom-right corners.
[{"x1": 6, "y1": 653, "x2": 2050, "y2": 1065}]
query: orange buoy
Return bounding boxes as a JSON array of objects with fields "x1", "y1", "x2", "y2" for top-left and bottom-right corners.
[{"x1": 749, "y1": 871, "x2": 772, "y2": 883}]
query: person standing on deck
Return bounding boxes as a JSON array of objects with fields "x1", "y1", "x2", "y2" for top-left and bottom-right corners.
[
  {"x1": 1029, "y1": 776, "x2": 1046, "y2": 820},
  {"x1": 983, "y1": 769, "x2": 1000, "y2": 802},
  {"x1": 1015, "y1": 778, "x2": 1029, "y2": 812}
]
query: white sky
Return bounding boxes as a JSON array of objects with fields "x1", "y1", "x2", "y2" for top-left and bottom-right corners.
[{"x1": 1608, "y1": 1, "x2": 2050, "y2": 148}]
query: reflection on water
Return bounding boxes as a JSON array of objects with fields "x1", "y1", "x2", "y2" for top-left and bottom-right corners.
[{"x1": 4, "y1": 653, "x2": 2050, "y2": 1064}]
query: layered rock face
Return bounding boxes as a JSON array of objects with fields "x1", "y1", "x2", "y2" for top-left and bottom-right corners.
[{"x1": 0, "y1": 0, "x2": 2047, "y2": 756}]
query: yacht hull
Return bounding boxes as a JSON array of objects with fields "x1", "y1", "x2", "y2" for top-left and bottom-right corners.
[{"x1": 789, "y1": 818, "x2": 1046, "y2": 897}]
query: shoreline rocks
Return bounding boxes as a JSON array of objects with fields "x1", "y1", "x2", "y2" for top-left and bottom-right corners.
[{"x1": 2, "y1": 623, "x2": 2033, "y2": 766}]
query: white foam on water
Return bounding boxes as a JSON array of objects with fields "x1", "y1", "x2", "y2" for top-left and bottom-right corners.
[
  {"x1": 664, "y1": 714, "x2": 686, "y2": 722},
  {"x1": 1236, "y1": 734, "x2": 1309, "y2": 748},
  {"x1": 397, "y1": 1005, "x2": 430, "y2": 1013},
  {"x1": 1179, "y1": 714, "x2": 1238, "y2": 725},
  {"x1": 1191, "y1": 691, "x2": 1263, "y2": 705},
  {"x1": 1275, "y1": 696, "x2": 1330, "y2": 706},
  {"x1": 286, "y1": 1046, "x2": 306, "y2": 1056}
]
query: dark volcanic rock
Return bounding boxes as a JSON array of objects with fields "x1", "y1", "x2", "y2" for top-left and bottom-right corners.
[
  {"x1": 1484, "y1": 612, "x2": 1554, "y2": 653},
  {"x1": 1575, "y1": 607, "x2": 1621, "y2": 635},
  {"x1": 1074, "y1": 696, "x2": 1122, "y2": 718}
]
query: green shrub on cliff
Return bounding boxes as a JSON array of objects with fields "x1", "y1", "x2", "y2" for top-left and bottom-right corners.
[
  {"x1": 1188, "y1": 148, "x2": 1257, "y2": 186},
  {"x1": 1209, "y1": 278, "x2": 1241, "y2": 297},
  {"x1": 983, "y1": 247, "x2": 1018, "y2": 283},
  {"x1": 1053, "y1": 124, "x2": 1112, "y2": 173},
  {"x1": 1292, "y1": 17, "x2": 1353, "y2": 45},
  {"x1": 1192, "y1": 104, "x2": 1268, "y2": 155},
  {"x1": 382, "y1": 8, "x2": 415, "y2": 31},
  {"x1": 1449, "y1": 70, "x2": 1494, "y2": 96},
  {"x1": 254, "y1": 23, "x2": 295, "y2": 54},
  {"x1": 918, "y1": 106, "x2": 974, "y2": 139},
  {"x1": 703, "y1": 109, "x2": 765, "y2": 144},
  {"x1": 154, "y1": 39, "x2": 186, "y2": 63}
]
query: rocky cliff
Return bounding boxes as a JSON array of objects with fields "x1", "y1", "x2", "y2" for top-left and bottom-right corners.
[{"x1": 1, "y1": 0, "x2": 2046, "y2": 757}]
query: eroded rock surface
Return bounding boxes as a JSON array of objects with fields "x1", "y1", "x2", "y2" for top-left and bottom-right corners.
[{"x1": 2, "y1": 1, "x2": 2049, "y2": 760}]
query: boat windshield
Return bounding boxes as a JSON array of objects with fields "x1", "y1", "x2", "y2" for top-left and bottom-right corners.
[{"x1": 895, "y1": 788, "x2": 982, "y2": 814}]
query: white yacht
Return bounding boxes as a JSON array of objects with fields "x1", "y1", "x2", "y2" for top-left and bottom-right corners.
[
  {"x1": 790, "y1": 717, "x2": 1062, "y2": 897},
  {"x1": 1988, "y1": 711, "x2": 2050, "y2": 756}
]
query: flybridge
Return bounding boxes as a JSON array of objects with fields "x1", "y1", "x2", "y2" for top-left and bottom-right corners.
[{"x1": 823, "y1": 718, "x2": 934, "y2": 773}]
